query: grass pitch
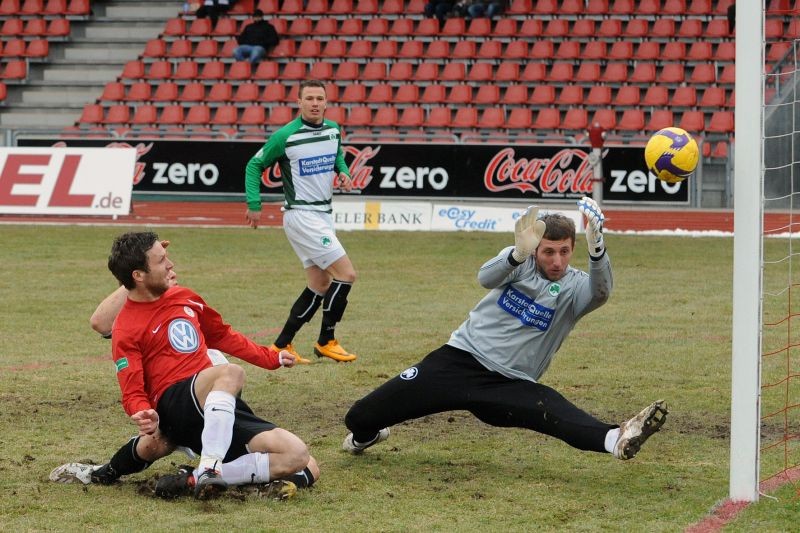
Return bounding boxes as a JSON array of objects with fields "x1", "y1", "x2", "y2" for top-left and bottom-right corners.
[{"x1": 0, "y1": 225, "x2": 794, "y2": 531}]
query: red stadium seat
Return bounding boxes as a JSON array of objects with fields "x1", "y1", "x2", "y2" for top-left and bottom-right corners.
[
  {"x1": 354, "y1": 0, "x2": 378, "y2": 14},
  {"x1": 507, "y1": 0, "x2": 531, "y2": 13},
  {"x1": 663, "y1": 0, "x2": 686, "y2": 15},
  {"x1": 699, "y1": 87, "x2": 726, "y2": 108},
  {"x1": 0, "y1": 0, "x2": 19, "y2": 15},
  {"x1": 420, "y1": 84, "x2": 446, "y2": 104},
  {"x1": 713, "y1": 42, "x2": 735, "y2": 61},
  {"x1": 678, "y1": 19, "x2": 703, "y2": 39},
  {"x1": 329, "y1": 0, "x2": 352, "y2": 13},
  {"x1": 143, "y1": 38, "x2": 167, "y2": 58},
  {"x1": 479, "y1": 108, "x2": 505, "y2": 129},
  {"x1": 533, "y1": 108, "x2": 560, "y2": 130},
  {"x1": 194, "y1": 39, "x2": 219, "y2": 58},
  {"x1": 586, "y1": 85, "x2": 612, "y2": 106},
  {"x1": 662, "y1": 42, "x2": 686, "y2": 61},
  {"x1": 596, "y1": 19, "x2": 622, "y2": 38},
  {"x1": 78, "y1": 103, "x2": 104, "y2": 124},
  {"x1": 705, "y1": 19, "x2": 729, "y2": 38},
  {"x1": 256, "y1": 82, "x2": 282, "y2": 103},
  {"x1": 557, "y1": 85, "x2": 583, "y2": 106},
  {"x1": 424, "y1": 107, "x2": 451, "y2": 128},
  {"x1": 253, "y1": 61, "x2": 279, "y2": 80},
  {"x1": 452, "y1": 108, "x2": 478, "y2": 129},
  {"x1": 464, "y1": 62, "x2": 490, "y2": 82},
  {"x1": 467, "y1": 17, "x2": 491, "y2": 36},
  {"x1": 641, "y1": 86, "x2": 669, "y2": 107},
  {"x1": 452, "y1": 41, "x2": 476, "y2": 59},
  {"x1": 211, "y1": 105, "x2": 238, "y2": 125},
  {"x1": 67, "y1": 0, "x2": 89, "y2": 15},
  {"x1": 530, "y1": 86, "x2": 556, "y2": 106},
  {"x1": 477, "y1": 40, "x2": 503, "y2": 59},
  {"x1": 389, "y1": 18, "x2": 414, "y2": 36},
  {"x1": 167, "y1": 39, "x2": 193, "y2": 58},
  {"x1": 207, "y1": 82, "x2": 233, "y2": 102},
  {"x1": 160, "y1": 105, "x2": 185, "y2": 126},
  {"x1": 441, "y1": 17, "x2": 465, "y2": 36},
  {"x1": 650, "y1": 19, "x2": 675, "y2": 39},
  {"x1": 572, "y1": 19, "x2": 595, "y2": 38},
  {"x1": 629, "y1": 63, "x2": 656, "y2": 83},
  {"x1": 146, "y1": 60, "x2": 172, "y2": 80},
  {"x1": 389, "y1": 61, "x2": 415, "y2": 81},
  {"x1": 265, "y1": 105, "x2": 292, "y2": 125},
  {"x1": 372, "y1": 107, "x2": 398, "y2": 128},
  {"x1": 583, "y1": 41, "x2": 606, "y2": 60},
  {"x1": 103, "y1": 104, "x2": 130, "y2": 124},
  {"x1": 562, "y1": 108, "x2": 588, "y2": 130},
  {"x1": 309, "y1": 62, "x2": 332, "y2": 80},
  {"x1": 130, "y1": 104, "x2": 158, "y2": 126},
  {"x1": 373, "y1": 40, "x2": 397, "y2": 59},
  {"x1": 649, "y1": 110, "x2": 674, "y2": 132},
  {"x1": 614, "y1": 85, "x2": 640, "y2": 106},
  {"x1": 2, "y1": 39, "x2": 25, "y2": 57},
  {"x1": 518, "y1": 18, "x2": 542, "y2": 37},
  {"x1": 617, "y1": 109, "x2": 645, "y2": 131},
  {"x1": 366, "y1": 83, "x2": 392, "y2": 103},
  {"x1": 491, "y1": 18, "x2": 516, "y2": 37},
  {"x1": 304, "y1": 0, "x2": 328, "y2": 14},
  {"x1": 633, "y1": 41, "x2": 659, "y2": 61},
  {"x1": 281, "y1": 61, "x2": 307, "y2": 80},
  {"x1": 416, "y1": 18, "x2": 439, "y2": 36},
  {"x1": 689, "y1": 64, "x2": 716, "y2": 84},
  {"x1": 187, "y1": 18, "x2": 212, "y2": 37},
  {"x1": 1, "y1": 18, "x2": 23, "y2": 36},
  {"x1": 496, "y1": 62, "x2": 521, "y2": 82},
  {"x1": 345, "y1": 106, "x2": 372, "y2": 127},
  {"x1": 398, "y1": 40, "x2": 424, "y2": 59},
  {"x1": 610, "y1": 0, "x2": 633, "y2": 14},
  {"x1": 198, "y1": 61, "x2": 225, "y2": 80},
  {"x1": 227, "y1": 61, "x2": 251, "y2": 81},
  {"x1": 125, "y1": 82, "x2": 151, "y2": 102},
  {"x1": 623, "y1": 19, "x2": 648, "y2": 38},
  {"x1": 687, "y1": 42, "x2": 713, "y2": 62},
  {"x1": 163, "y1": 18, "x2": 186, "y2": 37},
  {"x1": 679, "y1": 110, "x2": 706, "y2": 132},
  {"x1": 398, "y1": 106, "x2": 424, "y2": 128},
  {"x1": 543, "y1": 19, "x2": 569, "y2": 38},
  {"x1": 100, "y1": 81, "x2": 125, "y2": 101},
  {"x1": 279, "y1": 0, "x2": 303, "y2": 13},
  {"x1": 555, "y1": 41, "x2": 581, "y2": 60},
  {"x1": 334, "y1": 61, "x2": 359, "y2": 81},
  {"x1": 687, "y1": 0, "x2": 712, "y2": 14},
  {"x1": 338, "y1": 18, "x2": 362, "y2": 35},
  {"x1": 672, "y1": 86, "x2": 697, "y2": 107},
  {"x1": 320, "y1": 39, "x2": 347, "y2": 58},
  {"x1": 599, "y1": 62, "x2": 628, "y2": 83},
  {"x1": 394, "y1": 84, "x2": 419, "y2": 104},
  {"x1": 212, "y1": 18, "x2": 239, "y2": 37},
  {"x1": 178, "y1": 82, "x2": 205, "y2": 102},
  {"x1": 718, "y1": 64, "x2": 735, "y2": 84},
  {"x1": 575, "y1": 62, "x2": 601, "y2": 82},
  {"x1": 586, "y1": 0, "x2": 609, "y2": 13},
  {"x1": 547, "y1": 62, "x2": 573, "y2": 83},
  {"x1": 340, "y1": 83, "x2": 366, "y2": 103},
  {"x1": 529, "y1": 40, "x2": 554, "y2": 60},
  {"x1": 638, "y1": 0, "x2": 659, "y2": 14},
  {"x1": 448, "y1": 85, "x2": 472, "y2": 104},
  {"x1": 363, "y1": 61, "x2": 387, "y2": 81},
  {"x1": 506, "y1": 108, "x2": 532, "y2": 129},
  {"x1": 152, "y1": 82, "x2": 179, "y2": 102},
  {"x1": 707, "y1": 111, "x2": 734, "y2": 133},
  {"x1": 606, "y1": 41, "x2": 632, "y2": 61},
  {"x1": 296, "y1": 39, "x2": 321, "y2": 58},
  {"x1": 348, "y1": 40, "x2": 372, "y2": 58},
  {"x1": 22, "y1": 18, "x2": 47, "y2": 37},
  {"x1": 519, "y1": 62, "x2": 545, "y2": 82},
  {"x1": 241, "y1": 105, "x2": 266, "y2": 126},
  {"x1": 591, "y1": 109, "x2": 616, "y2": 130}
]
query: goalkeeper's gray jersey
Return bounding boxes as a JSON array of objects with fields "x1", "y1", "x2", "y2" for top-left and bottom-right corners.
[{"x1": 448, "y1": 246, "x2": 613, "y2": 382}]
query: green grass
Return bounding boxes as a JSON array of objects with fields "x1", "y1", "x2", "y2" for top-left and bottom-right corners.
[{"x1": 0, "y1": 225, "x2": 794, "y2": 531}]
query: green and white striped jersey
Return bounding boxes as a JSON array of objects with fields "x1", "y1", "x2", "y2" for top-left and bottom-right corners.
[{"x1": 245, "y1": 117, "x2": 350, "y2": 213}]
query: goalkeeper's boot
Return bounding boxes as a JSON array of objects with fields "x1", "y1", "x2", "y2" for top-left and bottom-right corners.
[
  {"x1": 252, "y1": 479, "x2": 298, "y2": 501},
  {"x1": 271, "y1": 343, "x2": 311, "y2": 365},
  {"x1": 49, "y1": 462, "x2": 105, "y2": 485},
  {"x1": 313, "y1": 339, "x2": 357, "y2": 362},
  {"x1": 613, "y1": 400, "x2": 668, "y2": 460},
  {"x1": 154, "y1": 465, "x2": 195, "y2": 500},
  {"x1": 342, "y1": 428, "x2": 390, "y2": 454},
  {"x1": 194, "y1": 466, "x2": 227, "y2": 500}
]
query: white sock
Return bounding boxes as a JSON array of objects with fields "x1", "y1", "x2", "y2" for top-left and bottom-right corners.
[
  {"x1": 199, "y1": 390, "x2": 236, "y2": 472},
  {"x1": 604, "y1": 428, "x2": 621, "y2": 453},
  {"x1": 210, "y1": 453, "x2": 271, "y2": 486}
]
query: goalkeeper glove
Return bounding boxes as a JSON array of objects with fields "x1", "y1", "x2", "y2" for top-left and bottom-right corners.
[
  {"x1": 512, "y1": 205, "x2": 546, "y2": 263},
  {"x1": 577, "y1": 196, "x2": 605, "y2": 258}
]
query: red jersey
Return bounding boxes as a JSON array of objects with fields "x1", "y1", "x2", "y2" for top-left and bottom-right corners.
[{"x1": 111, "y1": 286, "x2": 280, "y2": 416}]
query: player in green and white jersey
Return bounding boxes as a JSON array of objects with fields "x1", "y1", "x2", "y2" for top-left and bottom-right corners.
[{"x1": 245, "y1": 80, "x2": 358, "y2": 363}]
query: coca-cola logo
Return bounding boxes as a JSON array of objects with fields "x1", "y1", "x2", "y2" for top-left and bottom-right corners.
[{"x1": 484, "y1": 148, "x2": 594, "y2": 195}]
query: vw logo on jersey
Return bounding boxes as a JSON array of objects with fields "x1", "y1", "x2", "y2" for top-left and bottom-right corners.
[
  {"x1": 168, "y1": 318, "x2": 200, "y2": 353},
  {"x1": 400, "y1": 366, "x2": 418, "y2": 380}
]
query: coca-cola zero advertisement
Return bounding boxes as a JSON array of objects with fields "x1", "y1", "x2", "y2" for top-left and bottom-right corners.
[{"x1": 16, "y1": 138, "x2": 688, "y2": 204}]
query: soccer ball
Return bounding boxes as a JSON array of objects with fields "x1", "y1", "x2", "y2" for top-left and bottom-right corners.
[{"x1": 644, "y1": 127, "x2": 699, "y2": 183}]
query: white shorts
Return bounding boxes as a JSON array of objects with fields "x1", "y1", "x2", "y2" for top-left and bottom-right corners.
[{"x1": 283, "y1": 209, "x2": 347, "y2": 269}]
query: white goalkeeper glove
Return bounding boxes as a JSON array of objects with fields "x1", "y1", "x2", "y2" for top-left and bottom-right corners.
[
  {"x1": 511, "y1": 205, "x2": 546, "y2": 263},
  {"x1": 577, "y1": 196, "x2": 605, "y2": 259}
]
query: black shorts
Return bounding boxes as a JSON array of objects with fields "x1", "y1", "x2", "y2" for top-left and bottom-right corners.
[{"x1": 156, "y1": 374, "x2": 276, "y2": 462}]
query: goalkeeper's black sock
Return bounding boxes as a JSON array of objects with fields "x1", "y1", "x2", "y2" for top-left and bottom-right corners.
[
  {"x1": 93, "y1": 436, "x2": 151, "y2": 484},
  {"x1": 318, "y1": 280, "x2": 352, "y2": 344},
  {"x1": 287, "y1": 466, "x2": 316, "y2": 488},
  {"x1": 275, "y1": 287, "x2": 323, "y2": 348}
]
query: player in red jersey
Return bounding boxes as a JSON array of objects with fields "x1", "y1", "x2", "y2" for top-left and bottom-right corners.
[{"x1": 52, "y1": 232, "x2": 319, "y2": 500}]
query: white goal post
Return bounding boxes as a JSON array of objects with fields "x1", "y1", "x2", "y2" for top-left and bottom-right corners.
[{"x1": 729, "y1": 1, "x2": 764, "y2": 502}]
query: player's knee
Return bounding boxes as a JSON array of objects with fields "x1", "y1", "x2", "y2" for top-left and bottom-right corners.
[
  {"x1": 306, "y1": 455, "x2": 321, "y2": 482},
  {"x1": 218, "y1": 363, "x2": 246, "y2": 389},
  {"x1": 344, "y1": 401, "x2": 367, "y2": 431}
]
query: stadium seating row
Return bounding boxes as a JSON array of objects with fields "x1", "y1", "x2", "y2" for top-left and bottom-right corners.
[
  {"x1": 142, "y1": 36, "x2": 749, "y2": 64},
  {"x1": 0, "y1": 17, "x2": 70, "y2": 37},
  {"x1": 98, "y1": 80, "x2": 736, "y2": 109},
  {"x1": 76, "y1": 102, "x2": 736, "y2": 134},
  {"x1": 0, "y1": 0, "x2": 89, "y2": 16},
  {"x1": 116, "y1": 58, "x2": 740, "y2": 87},
  {"x1": 248, "y1": 0, "x2": 741, "y2": 17},
  {"x1": 162, "y1": 15, "x2": 746, "y2": 41}
]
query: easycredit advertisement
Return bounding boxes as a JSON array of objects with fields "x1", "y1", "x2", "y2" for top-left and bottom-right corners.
[{"x1": 0, "y1": 147, "x2": 136, "y2": 215}]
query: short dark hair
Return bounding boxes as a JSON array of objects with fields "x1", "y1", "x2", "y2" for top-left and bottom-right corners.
[
  {"x1": 298, "y1": 79, "x2": 326, "y2": 98},
  {"x1": 108, "y1": 231, "x2": 159, "y2": 289},
  {"x1": 253, "y1": 8, "x2": 263, "y2": 16},
  {"x1": 541, "y1": 213, "x2": 576, "y2": 247}
]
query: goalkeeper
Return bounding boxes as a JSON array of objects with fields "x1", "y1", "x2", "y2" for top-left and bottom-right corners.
[{"x1": 342, "y1": 197, "x2": 668, "y2": 460}]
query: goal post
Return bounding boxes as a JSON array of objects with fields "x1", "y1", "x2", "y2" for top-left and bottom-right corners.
[{"x1": 729, "y1": 1, "x2": 764, "y2": 502}]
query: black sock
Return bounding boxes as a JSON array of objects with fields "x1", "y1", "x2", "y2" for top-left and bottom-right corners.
[
  {"x1": 92, "y1": 436, "x2": 151, "y2": 485},
  {"x1": 318, "y1": 280, "x2": 352, "y2": 344},
  {"x1": 287, "y1": 466, "x2": 315, "y2": 488},
  {"x1": 275, "y1": 287, "x2": 323, "y2": 347}
]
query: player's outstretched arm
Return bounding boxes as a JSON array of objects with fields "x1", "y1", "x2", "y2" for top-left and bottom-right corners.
[{"x1": 511, "y1": 205, "x2": 546, "y2": 263}]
